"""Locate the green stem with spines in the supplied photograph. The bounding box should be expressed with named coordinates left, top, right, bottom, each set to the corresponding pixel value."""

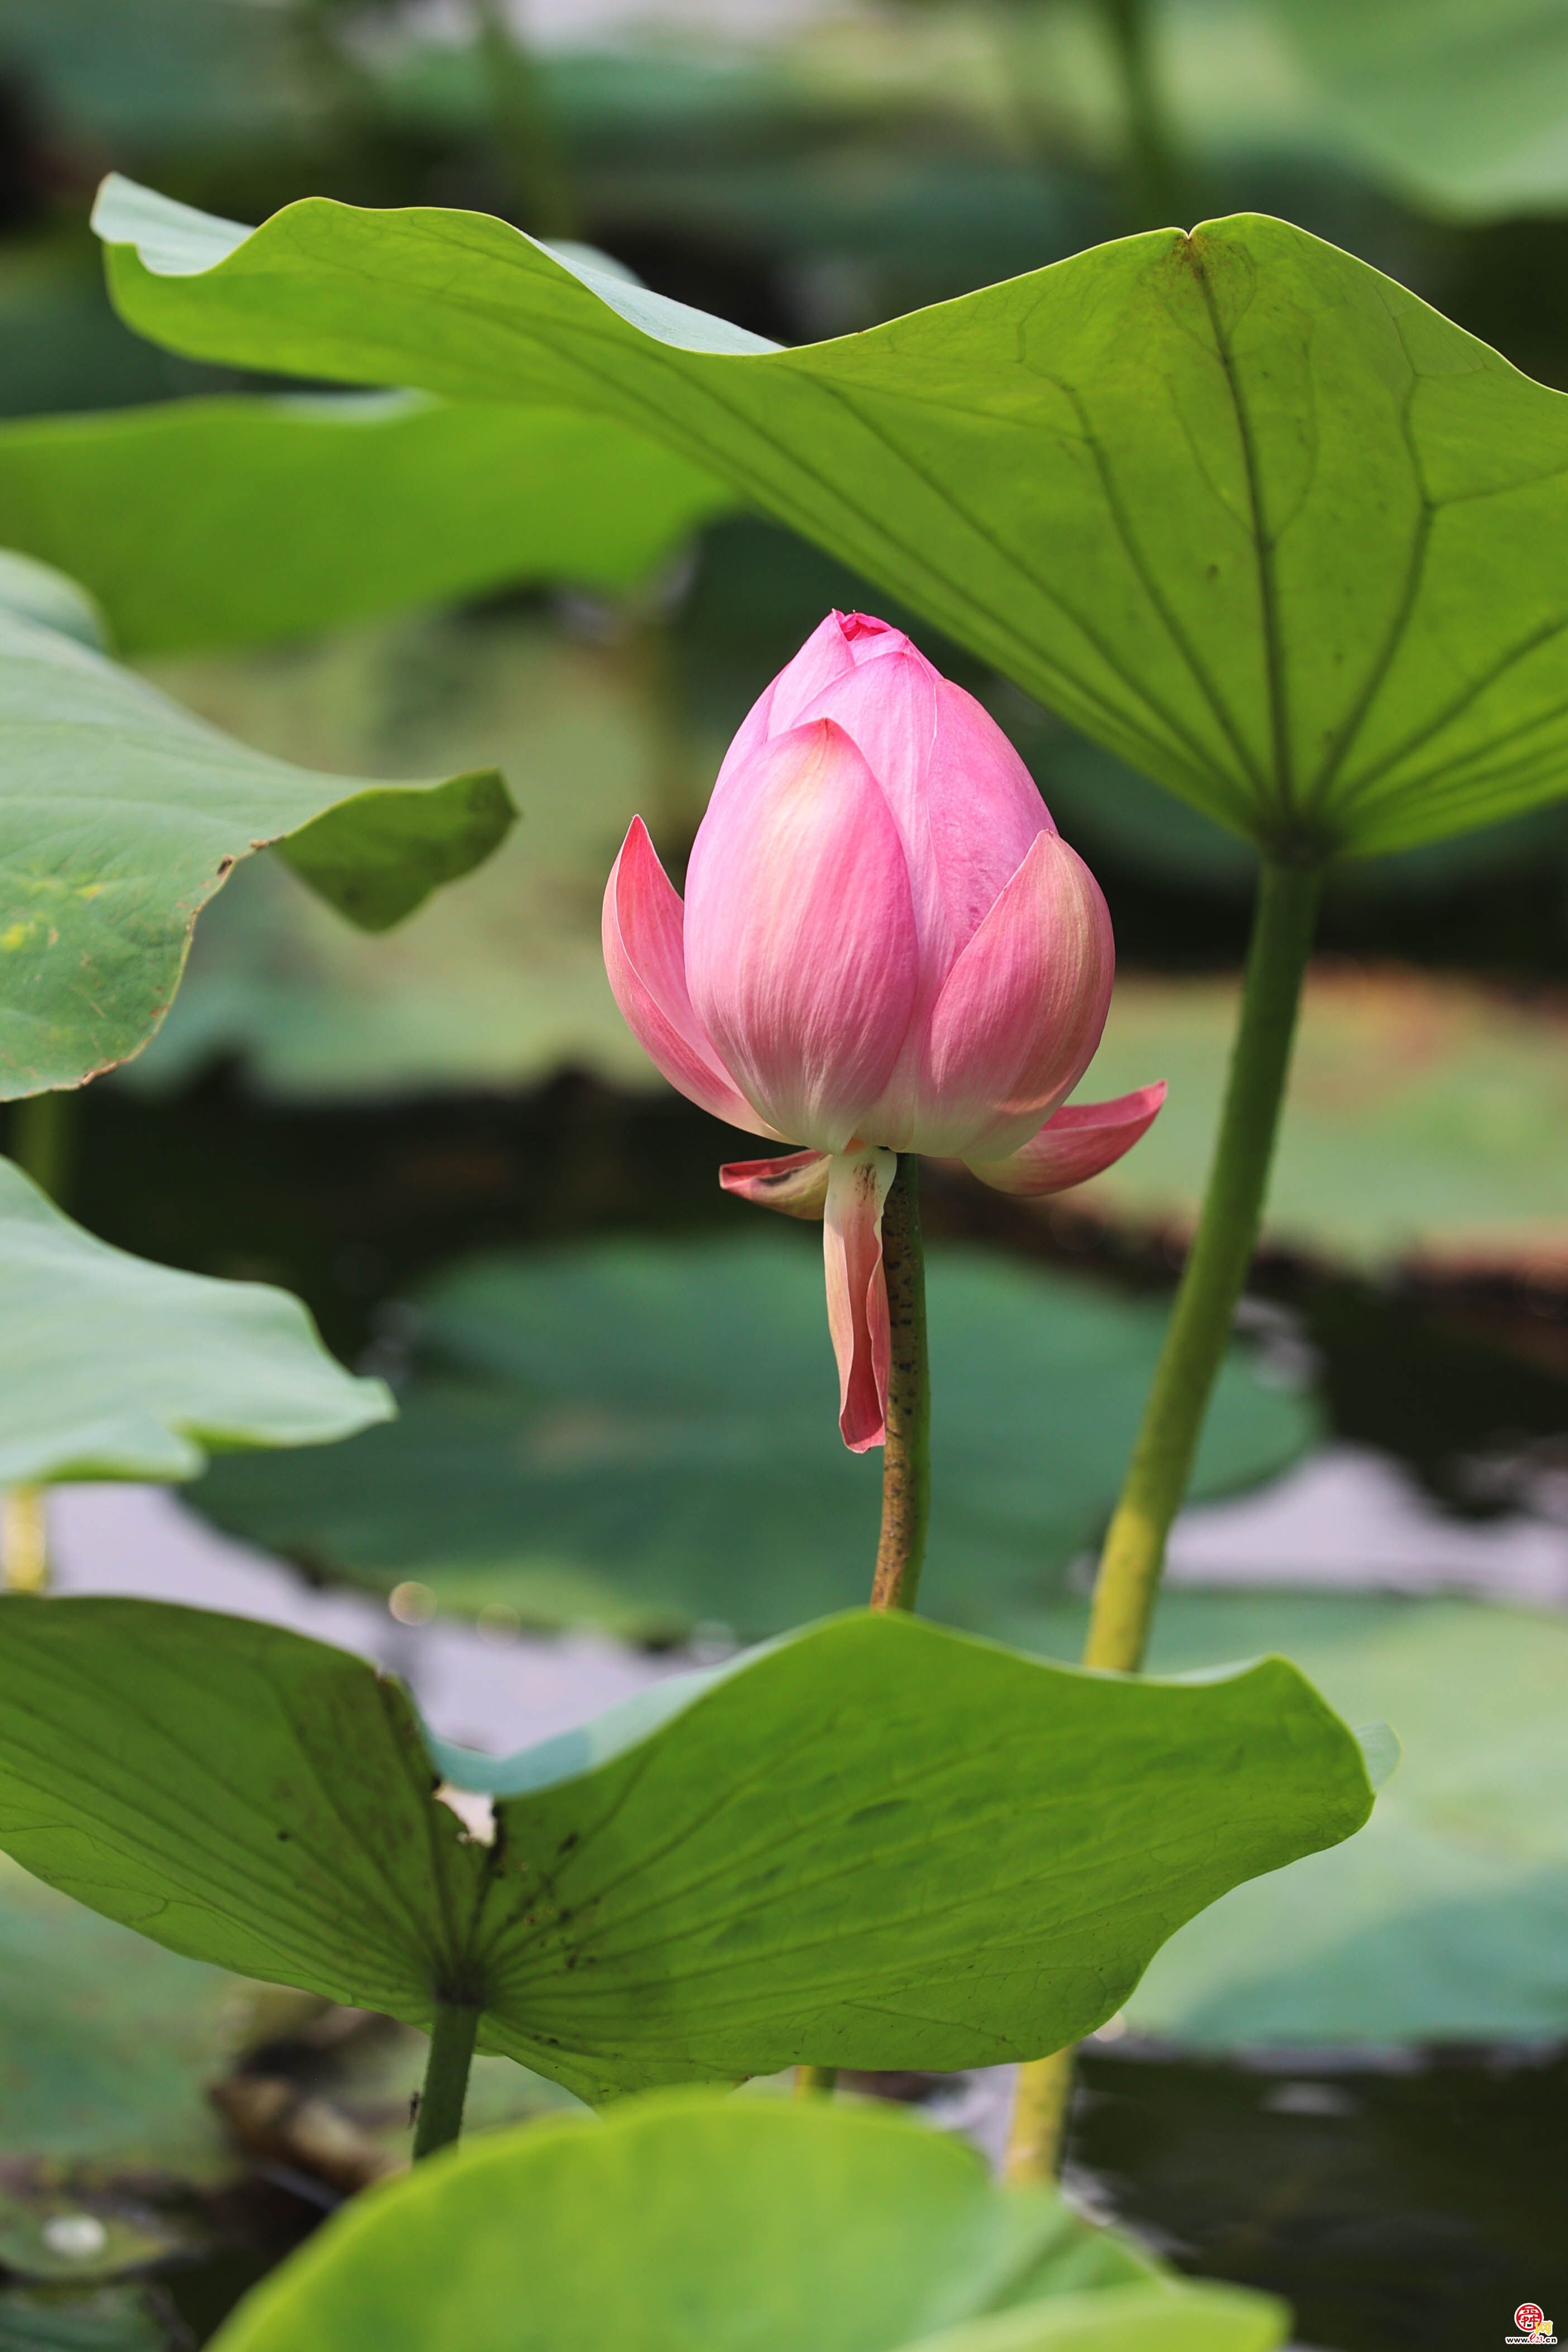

left=1005, top=854, right=1322, bottom=2181
left=869, top=1155, right=931, bottom=1614
left=412, top=2000, right=480, bottom=2160
left=796, top=1154, right=931, bottom=2099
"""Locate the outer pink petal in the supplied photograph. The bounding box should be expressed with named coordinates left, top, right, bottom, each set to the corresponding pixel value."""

left=824, top=1148, right=896, bottom=1451
left=684, top=721, right=919, bottom=1154
left=917, top=831, right=1115, bottom=1160
left=602, top=818, right=778, bottom=1139
left=719, top=1150, right=829, bottom=1220
left=964, top=1084, right=1167, bottom=1197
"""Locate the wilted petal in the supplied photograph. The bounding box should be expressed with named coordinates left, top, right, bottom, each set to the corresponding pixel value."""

left=602, top=818, right=776, bottom=1138
left=965, top=1084, right=1167, bottom=1196
left=719, top=1150, right=829, bottom=1220
left=919, top=831, right=1115, bottom=1159
left=685, top=721, right=919, bottom=1154
left=824, top=1147, right=896, bottom=1452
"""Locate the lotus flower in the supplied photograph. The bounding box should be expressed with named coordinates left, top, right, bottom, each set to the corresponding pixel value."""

left=604, top=612, right=1164, bottom=1450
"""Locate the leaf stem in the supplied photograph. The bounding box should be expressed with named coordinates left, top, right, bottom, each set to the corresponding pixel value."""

left=471, top=0, right=579, bottom=240
left=1085, top=858, right=1320, bottom=1671
left=869, top=1156, right=931, bottom=1613
left=412, top=2000, right=480, bottom=2160
left=10, top=1089, right=74, bottom=1205
left=1003, top=2044, right=1074, bottom=2186
left=1102, top=0, right=1187, bottom=228
left=3, top=1091, right=74, bottom=1594
left=795, top=2066, right=838, bottom=2097
left=1005, top=855, right=1321, bottom=2180
left=1, top=1488, right=47, bottom=1594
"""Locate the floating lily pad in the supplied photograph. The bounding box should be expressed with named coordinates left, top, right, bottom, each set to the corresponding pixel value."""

left=0, top=2194, right=184, bottom=2287
left=1017, top=1590, right=1568, bottom=2046
left=0, top=1155, right=389, bottom=1484
left=0, top=2288, right=173, bottom=2352
left=192, top=1234, right=1313, bottom=1638
left=0, top=1856, right=233, bottom=2182
left=208, top=2092, right=1287, bottom=2352
left=1077, top=968, right=1568, bottom=1277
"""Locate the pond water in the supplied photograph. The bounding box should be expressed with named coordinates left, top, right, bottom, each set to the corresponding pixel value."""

left=16, top=1072, right=1568, bottom=2349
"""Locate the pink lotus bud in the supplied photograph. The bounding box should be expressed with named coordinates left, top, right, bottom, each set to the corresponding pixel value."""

left=604, top=611, right=1163, bottom=1449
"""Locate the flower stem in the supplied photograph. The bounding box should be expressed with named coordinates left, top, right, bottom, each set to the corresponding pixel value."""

left=869, top=1155, right=931, bottom=1613
left=797, top=1160, right=930, bottom=2098
left=1005, top=855, right=1322, bottom=2182
left=412, top=2000, right=480, bottom=2161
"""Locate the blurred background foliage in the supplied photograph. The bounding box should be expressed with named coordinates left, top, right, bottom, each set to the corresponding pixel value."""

left=2, top=4, right=1567, bottom=2346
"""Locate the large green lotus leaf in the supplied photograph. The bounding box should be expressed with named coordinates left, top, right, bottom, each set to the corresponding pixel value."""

left=1017, top=1590, right=1568, bottom=2045
left=0, top=394, right=730, bottom=657
left=191, top=1234, right=1313, bottom=1639
left=209, top=2092, right=1287, bottom=2352
left=95, top=175, right=1568, bottom=859
left=1266, top=0, right=1568, bottom=220
left=119, top=614, right=678, bottom=1099
left=0, top=552, right=513, bottom=1097
left=0, top=1598, right=1375, bottom=2103
left=0, top=1155, right=389, bottom=1483
left=1077, top=968, right=1568, bottom=1277
left=1003, top=688, right=1568, bottom=908
left=0, top=2289, right=173, bottom=2352
left=0, top=1854, right=233, bottom=2182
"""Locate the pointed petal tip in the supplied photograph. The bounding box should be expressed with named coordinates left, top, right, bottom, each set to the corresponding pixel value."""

left=964, top=1081, right=1165, bottom=1198
left=603, top=815, right=777, bottom=1139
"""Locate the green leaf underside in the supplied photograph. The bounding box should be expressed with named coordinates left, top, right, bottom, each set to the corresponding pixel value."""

left=1077, top=967, right=1568, bottom=1273
left=0, top=395, right=732, bottom=657
left=1016, top=1591, right=1568, bottom=2045
left=97, top=175, right=1568, bottom=858
left=0, top=554, right=513, bottom=1097
left=0, top=1854, right=232, bottom=2181
left=119, top=613, right=670, bottom=1100
left=192, top=1235, right=1312, bottom=1639
left=0, top=1155, right=389, bottom=1483
left=0, top=1599, right=1372, bottom=2105
left=209, top=2093, right=1286, bottom=2352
